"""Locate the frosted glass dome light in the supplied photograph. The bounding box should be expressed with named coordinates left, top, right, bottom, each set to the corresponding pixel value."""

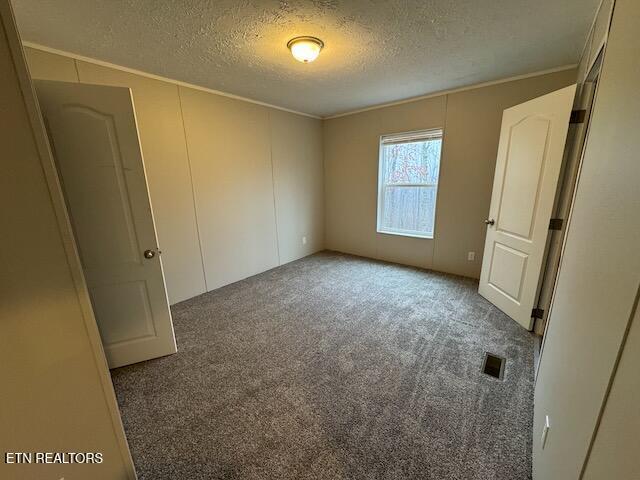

left=287, top=36, right=324, bottom=63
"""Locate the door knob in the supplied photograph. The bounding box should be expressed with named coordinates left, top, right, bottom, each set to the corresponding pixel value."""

left=484, top=219, right=495, bottom=226
left=143, top=249, right=156, bottom=259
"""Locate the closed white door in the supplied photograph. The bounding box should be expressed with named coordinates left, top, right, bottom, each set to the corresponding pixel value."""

left=479, top=85, right=576, bottom=330
left=36, top=80, right=177, bottom=368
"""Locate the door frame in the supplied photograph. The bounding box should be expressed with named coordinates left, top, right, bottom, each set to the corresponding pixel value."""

left=534, top=54, right=604, bottom=379
left=0, top=2, right=136, bottom=477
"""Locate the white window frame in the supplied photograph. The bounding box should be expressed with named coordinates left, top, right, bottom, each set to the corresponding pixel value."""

left=376, top=128, right=443, bottom=239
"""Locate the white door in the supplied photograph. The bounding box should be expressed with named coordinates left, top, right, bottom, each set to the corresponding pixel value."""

left=36, top=80, right=177, bottom=368
left=479, top=85, right=576, bottom=330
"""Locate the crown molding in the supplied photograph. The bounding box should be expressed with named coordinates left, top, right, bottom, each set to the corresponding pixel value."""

left=22, top=41, right=321, bottom=119
left=325, top=64, right=577, bottom=119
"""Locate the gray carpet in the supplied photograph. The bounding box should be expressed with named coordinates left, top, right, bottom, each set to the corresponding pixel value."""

left=111, top=251, right=535, bottom=480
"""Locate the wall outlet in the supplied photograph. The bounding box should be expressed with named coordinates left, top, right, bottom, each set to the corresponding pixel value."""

left=302, top=236, right=307, bottom=245
left=541, top=415, right=551, bottom=449
left=467, top=251, right=475, bottom=261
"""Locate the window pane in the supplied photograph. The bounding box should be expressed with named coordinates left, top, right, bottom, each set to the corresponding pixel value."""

left=381, top=138, right=442, bottom=185
left=381, top=186, right=437, bottom=236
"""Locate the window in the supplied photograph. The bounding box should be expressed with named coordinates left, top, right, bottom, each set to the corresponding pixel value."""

left=377, top=129, right=443, bottom=239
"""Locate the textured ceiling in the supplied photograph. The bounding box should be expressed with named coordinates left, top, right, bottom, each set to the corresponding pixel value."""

left=13, top=0, right=599, bottom=117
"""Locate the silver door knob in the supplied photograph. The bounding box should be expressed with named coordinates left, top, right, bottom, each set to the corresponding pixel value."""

left=484, top=219, right=495, bottom=226
left=143, top=249, right=156, bottom=259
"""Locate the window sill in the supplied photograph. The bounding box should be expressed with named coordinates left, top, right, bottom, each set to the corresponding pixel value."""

left=376, top=229, right=434, bottom=240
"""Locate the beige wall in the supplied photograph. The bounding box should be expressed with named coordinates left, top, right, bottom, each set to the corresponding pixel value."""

left=179, top=88, right=280, bottom=290
left=26, top=44, right=576, bottom=293
left=534, top=0, right=640, bottom=478
left=583, top=302, right=640, bottom=479
left=0, top=3, right=134, bottom=478
left=271, top=109, right=325, bottom=264
left=323, top=69, right=577, bottom=279
left=25, top=46, right=325, bottom=304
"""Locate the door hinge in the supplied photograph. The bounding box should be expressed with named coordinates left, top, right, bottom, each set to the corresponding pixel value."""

left=570, top=109, right=586, bottom=124
left=532, top=308, right=544, bottom=319
left=549, top=218, right=563, bottom=230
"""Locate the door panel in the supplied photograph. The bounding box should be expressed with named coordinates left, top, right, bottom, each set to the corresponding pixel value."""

left=497, top=117, right=550, bottom=239
left=488, top=243, right=528, bottom=301
left=56, top=106, right=142, bottom=266
left=479, top=85, right=576, bottom=329
left=36, top=80, right=177, bottom=368
left=91, top=281, right=157, bottom=345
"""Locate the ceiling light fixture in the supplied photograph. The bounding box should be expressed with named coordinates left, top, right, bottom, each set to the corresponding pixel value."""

left=287, top=36, right=324, bottom=63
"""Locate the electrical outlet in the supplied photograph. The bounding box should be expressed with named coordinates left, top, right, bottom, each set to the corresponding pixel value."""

left=541, top=415, right=551, bottom=449
left=302, top=236, right=307, bottom=245
left=467, top=251, right=475, bottom=261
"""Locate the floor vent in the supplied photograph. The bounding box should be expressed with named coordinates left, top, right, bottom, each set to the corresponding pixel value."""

left=482, top=352, right=506, bottom=380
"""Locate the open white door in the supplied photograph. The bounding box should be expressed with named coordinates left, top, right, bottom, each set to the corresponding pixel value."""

left=36, top=80, right=177, bottom=368
left=479, top=85, right=576, bottom=330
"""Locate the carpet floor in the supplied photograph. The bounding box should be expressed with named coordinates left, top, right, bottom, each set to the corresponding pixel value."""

left=111, top=251, right=535, bottom=480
